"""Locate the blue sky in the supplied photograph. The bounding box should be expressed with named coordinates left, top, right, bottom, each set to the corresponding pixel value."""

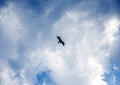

left=0, top=0, right=120, bottom=85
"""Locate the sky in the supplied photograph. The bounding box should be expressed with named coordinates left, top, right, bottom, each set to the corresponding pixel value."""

left=0, top=0, right=120, bottom=85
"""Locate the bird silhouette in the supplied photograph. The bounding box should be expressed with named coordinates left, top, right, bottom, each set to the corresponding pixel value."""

left=57, top=36, right=65, bottom=46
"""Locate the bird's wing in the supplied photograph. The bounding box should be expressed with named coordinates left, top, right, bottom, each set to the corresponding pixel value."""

left=57, top=36, right=61, bottom=40
left=61, top=41, right=65, bottom=46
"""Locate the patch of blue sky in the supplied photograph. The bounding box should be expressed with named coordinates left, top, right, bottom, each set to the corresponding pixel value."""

left=11, top=0, right=82, bottom=23
left=104, top=63, right=120, bottom=85
left=35, top=71, right=56, bottom=85
left=113, top=0, right=120, bottom=14
left=104, top=44, right=120, bottom=85
left=0, top=0, right=7, bottom=8
left=111, top=42, right=120, bottom=67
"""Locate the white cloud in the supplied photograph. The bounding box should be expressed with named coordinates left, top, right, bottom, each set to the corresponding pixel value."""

left=111, top=74, right=116, bottom=85
left=0, top=4, right=23, bottom=42
left=0, top=3, right=30, bottom=85
left=23, top=10, right=120, bottom=85
left=113, top=66, right=120, bottom=71
left=0, top=3, right=25, bottom=60
left=104, top=17, right=120, bottom=46
left=48, top=10, right=119, bottom=85
left=0, top=1, right=120, bottom=85
left=0, top=66, right=19, bottom=85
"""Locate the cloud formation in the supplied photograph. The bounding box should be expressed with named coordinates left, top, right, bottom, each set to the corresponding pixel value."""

left=0, top=0, right=120, bottom=85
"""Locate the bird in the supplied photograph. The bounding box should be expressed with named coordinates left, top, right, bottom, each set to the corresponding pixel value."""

left=57, top=36, right=65, bottom=46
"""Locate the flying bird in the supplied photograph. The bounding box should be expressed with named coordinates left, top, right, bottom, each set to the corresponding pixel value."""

left=57, top=36, right=65, bottom=46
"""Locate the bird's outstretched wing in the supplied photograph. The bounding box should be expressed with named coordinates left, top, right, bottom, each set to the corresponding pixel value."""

left=57, top=36, right=61, bottom=41
left=61, top=41, right=65, bottom=46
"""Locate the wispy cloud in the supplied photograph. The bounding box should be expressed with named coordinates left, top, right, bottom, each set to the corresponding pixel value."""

left=0, top=0, right=120, bottom=85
